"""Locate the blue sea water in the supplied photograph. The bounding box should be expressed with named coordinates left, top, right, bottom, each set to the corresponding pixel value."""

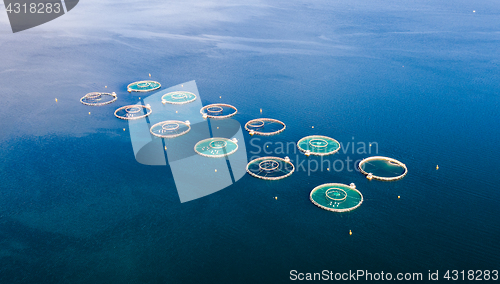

left=0, top=0, right=499, bottom=283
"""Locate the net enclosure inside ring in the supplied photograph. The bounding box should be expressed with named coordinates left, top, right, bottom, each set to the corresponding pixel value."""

left=161, top=91, right=197, bottom=105
left=358, top=156, right=408, bottom=181
left=310, top=183, right=363, bottom=212
left=297, top=135, right=341, bottom=156
left=244, top=118, right=286, bottom=136
left=246, top=156, right=294, bottom=180
left=200, top=103, right=237, bottom=119
left=114, top=104, right=152, bottom=120
left=127, top=80, right=161, bottom=92
left=150, top=120, right=191, bottom=138
left=194, top=137, right=238, bottom=158
left=80, top=92, right=117, bottom=106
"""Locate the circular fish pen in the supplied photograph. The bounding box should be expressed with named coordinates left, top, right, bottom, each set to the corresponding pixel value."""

left=80, top=92, right=117, bottom=106
left=150, top=120, right=191, bottom=138
left=200, top=103, right=237, bottom=119
left=297, top=135, right=341, bottom=156
left=161, top=91, right=197, bottom=105
left=127, top=80, right=161, bottom=92
left=246, top=156, right=294, bottom=180
left=114, top=104, right=152, bottom=120
left=358, top=156, right=408, bottom=181
left=194, top=137, right=238, bottom=158
left=309, top=183, right=363, bottom=212
left=244, top=118, right=286, bottom=136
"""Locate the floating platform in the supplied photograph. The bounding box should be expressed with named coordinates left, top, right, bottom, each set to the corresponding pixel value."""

left=80, top=92, right=117, bottom=106
left=150, top=120, right=191, bottom=138
left=200, top=103, right=237, bottom=119
left=246, top=156, right=294, bottom=180
left=358, top=156, right=408, bottom=181
left=309, top=183, right=363, bottom=212
left=114, top=104, right=152, bottom=120
left=127, top=80, right=161, bottom=92
left=297, top=135, right=341, bottom=156
left=161, top=91, right=197, bottom=105
left=244, top=118, right=286, bottom=136
left=194, top=137, right=238, bottom=158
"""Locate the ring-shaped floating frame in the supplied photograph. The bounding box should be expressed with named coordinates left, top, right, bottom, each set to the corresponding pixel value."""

left=358, top=156, right=408, bottom=181
left=127, top=80, right=161, bottom=92
left=80, top=92, right=117, bottom=106
left=310, top=183, right=363, bottom=212
left=200, top=103, right=237, bottom=119
left=161, top=91, right=197, bottom=105
left=114, top=104, right=152, bottom=120
left=150, top=120, right=191, bottom=138
left=194, top=137, right=238, bottom=158
left=244, top=118, right=286, bottom=136
left=246, top=156, right=295, bottom=180
left=297, top=135, right=340, bottom=156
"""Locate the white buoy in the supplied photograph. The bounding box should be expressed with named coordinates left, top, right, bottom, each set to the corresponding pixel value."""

left=185, top=120, right=191, bottom=125
left=367, top=173, right=373, bottom=180
left=249, top=130, right=255, bottom=136
left=203, top=113, right=208, bottom=119
left=305, top=150, right=311, bottom=156
left=350, top=183, right=356, bottom=189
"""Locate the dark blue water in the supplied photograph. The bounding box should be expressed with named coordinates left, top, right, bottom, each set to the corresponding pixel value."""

left=1, top=1, right=499, bottom=283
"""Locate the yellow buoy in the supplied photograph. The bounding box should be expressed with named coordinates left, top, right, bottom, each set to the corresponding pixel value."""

left=312, top=126, right=314, bottom=128
left=398, top=196, right=400, bottom=199
left=349, top=230, right=352, bottom=235
left=275, top=197, right=277, bottom=200
left=176, top=111, right=178, bottom=113
left=123, top=128, right=126, bottom=131
left=327, top=168, right=330, bottom=171
left=139, top=97, right=141, bottom=99
left=181, top=85, right=183, bottom=87
left=219, top=96, right=221, bottom=99
left=149, top=73, right=151, bottom=77
left=436, top=165, right=439, bottom=170
left=164, top=146, right=167, bottom=150
left=260, top=108, right=262, bottom=113
left=88, top=112, right=91, bottom=115
left=105, top=86, right=107, bottom=88
left=215, top=169, right=217, bottom=172
left=217, top=127, right=219, bottom=129
left=128, top=90, right=131, bottom=93
left=55, top=98, right=58, bottom=102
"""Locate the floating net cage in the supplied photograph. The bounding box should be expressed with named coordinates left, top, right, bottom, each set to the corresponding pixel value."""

left=297, top=135, right=341, bottom=156
left=80, top=92, right=117, bottom=106
left=194, top=137, right=238, bottom=158
left=114, top=104, right=152, bottom=120
left=200, top=103, right=237, bottom=119
left=244, top=118, right=286, bottom=136
left=246, top=156, right=295, bottom=180
left=150, top=120, right=191, bottom=138
left=310, top=183, right=363, bottom=212
left=127, top=80, right=161, bottom=92
left=358, top=156, right=408, bottom=181
left=161, top=91, right=197, bottom=105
